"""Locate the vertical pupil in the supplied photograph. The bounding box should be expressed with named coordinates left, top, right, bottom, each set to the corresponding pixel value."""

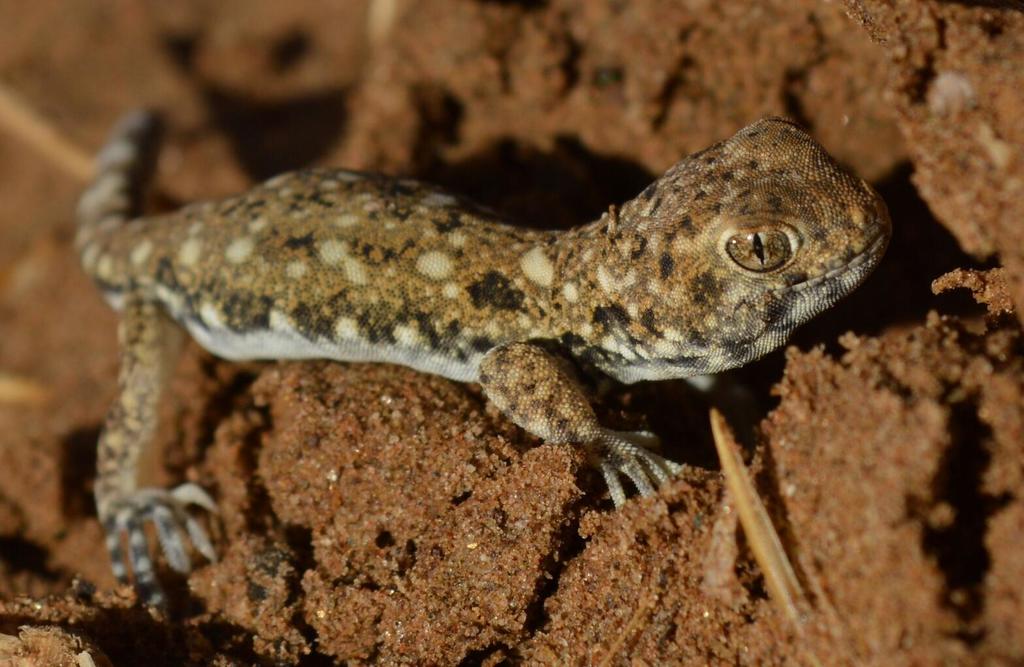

left=752, top=232, right=765, bottom=265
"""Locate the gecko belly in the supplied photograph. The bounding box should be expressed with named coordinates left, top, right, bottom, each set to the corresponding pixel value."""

left=181, top=315, right=484, bottom=384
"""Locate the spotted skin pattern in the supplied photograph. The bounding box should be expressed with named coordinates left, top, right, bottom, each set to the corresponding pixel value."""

left=76, top=111, right=891, bottom=606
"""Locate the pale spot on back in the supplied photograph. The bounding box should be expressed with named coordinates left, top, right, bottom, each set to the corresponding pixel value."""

left=269, top=309, right=293, bottom=332
left=449, top=231, right=467, bottom=248
left=130, top=240, right=153, bottom=266
left=334, top=316, right=360, bottom=340
left=335, top=171, right=362, bottom=183
left=663, top=328, right=684, bottom=342
left=596, top=265, right=636, bottom=294
left=671, top=234, right=688, bottom=254
left=248, top=217, right=269, bottom=233
left=225, top=237, right=255, bottom=264
left=317, top=239, right=349, bottom=265
left=416, top=251, right=454, bottom=280
left=562, top=282, right=578, bottom=303
left=286, top=260, right=308, bottom=279
left=96, top=255, right=115, bottom=280
left=597, top=265, right=614, bottom=294
left=179, top=238, right=202, bottom=267
left=520, top=247, right=554, bottom=288
left=393, top=324, right=420, bottom=347
left=443, top=283, right=460, bottom=299
left=335, top=213, right=360, bottom=227
left=343, top=256, right=369, bottom=285
left=317, top=239, right=367, bottom=283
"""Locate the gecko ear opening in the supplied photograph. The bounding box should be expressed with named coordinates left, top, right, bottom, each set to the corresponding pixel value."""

left=722, top=225, right=800, bottom=273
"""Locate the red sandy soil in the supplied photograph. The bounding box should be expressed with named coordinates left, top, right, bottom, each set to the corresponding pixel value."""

left=0, top=1, right=1022, bottom=665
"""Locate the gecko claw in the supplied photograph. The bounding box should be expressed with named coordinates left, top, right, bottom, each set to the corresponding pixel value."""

left=595, top=429, right=682, bottom=508
left=100, top=483, right=217, bottom=606
left=170, top=482, right=219, bottom=514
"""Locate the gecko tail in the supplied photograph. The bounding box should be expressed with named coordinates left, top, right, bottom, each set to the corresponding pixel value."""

left=75, top=110, right=163, bottom=253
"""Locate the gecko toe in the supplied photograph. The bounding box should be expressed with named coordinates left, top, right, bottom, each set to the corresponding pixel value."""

left=171, top=482, right=219, bottom=514
left=622, top=458, right=657, bottom=497
left=135, top=576, right=167, bottom=610
left=616, top=430, right=681, bottom=479
left=152, top=504, right=191, bottom=574
left=595, top=428, right=681, bottom=506
left=638, top=449, right=674, bottom=485
left=103, top=517, right=130, bottom=583
left=184, top=514, right=217, bottom=563
left=599, top=461, right=628, bottom=508
left=125, top=513, right=163, bottom=604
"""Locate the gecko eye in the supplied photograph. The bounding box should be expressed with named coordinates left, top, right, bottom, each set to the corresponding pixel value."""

left=725, top=229, right=794, bottom=272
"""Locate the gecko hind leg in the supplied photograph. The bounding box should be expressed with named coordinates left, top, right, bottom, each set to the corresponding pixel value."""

left=478, top=342, right=681, bottom=509
left=95, top=299, right=217, bottom=607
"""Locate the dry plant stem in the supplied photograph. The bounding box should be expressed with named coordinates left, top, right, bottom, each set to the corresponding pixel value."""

left=0, top=81, right=93, bottom=182
left=367, top=0, right=401, bottom=48
left=0, top=372, right=50, bottom=405
left=709, top=407, right=805, bottom=625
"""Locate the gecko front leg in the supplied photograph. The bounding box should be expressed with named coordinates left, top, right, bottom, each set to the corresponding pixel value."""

left=95, top=298, right=217, bottom=607
left=477, top=342, right=681, bottom=507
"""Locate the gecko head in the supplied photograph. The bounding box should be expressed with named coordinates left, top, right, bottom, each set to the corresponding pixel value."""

left=611, top=117, right=891, bottom=376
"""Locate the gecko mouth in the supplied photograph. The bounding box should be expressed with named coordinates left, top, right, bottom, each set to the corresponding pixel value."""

left=766, top=231, right=888, bottom=333
left=773, top=232, right=888, bottom=296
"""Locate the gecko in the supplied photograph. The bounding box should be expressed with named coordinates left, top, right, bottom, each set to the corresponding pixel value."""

left=75, top=111, right=891, bottom=606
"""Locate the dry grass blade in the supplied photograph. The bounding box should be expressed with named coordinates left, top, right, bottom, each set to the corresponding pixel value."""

left=0, top=81, right=93, bottom=182
left=0, top=372, right=50, bottom=405
left=709, top=407, right=805, bottom=626
left=367, top=0, right=401, bottom=48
